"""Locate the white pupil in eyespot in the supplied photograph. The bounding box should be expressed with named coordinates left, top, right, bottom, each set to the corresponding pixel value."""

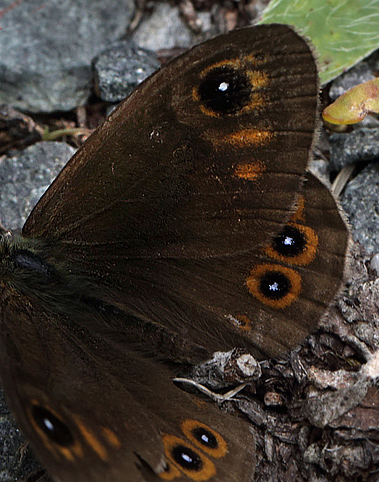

left=201, top=433, right=210, bottom=443
left=43, top=417, right=54, bottom=432
left=182, top=453, right=192, bottom=463
left=269, top=282, right=280, bottom=292
left=219, top=82, right=229, bottom=92
left=284, top=236, right=295, bottom=246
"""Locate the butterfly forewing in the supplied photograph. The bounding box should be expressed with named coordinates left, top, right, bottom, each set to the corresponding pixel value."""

left=23, top=25, right=319, bottom=261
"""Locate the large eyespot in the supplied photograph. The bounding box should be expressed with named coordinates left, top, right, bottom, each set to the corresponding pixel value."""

left=162, top=434, right=216, bottom=481
left=272, top=225, right=306, bottom=257
left=197, top=65, right=251, bottom=116
left=259, top=270, right=291, bottom=300
left=172, top=444, right=202, bottom=470
left=181, top=420, right=227, bottom=458
left=31, top=403, right=74, bottom=447
left=265, top=223, right=318, bottom=266
left=246, top=264, right=301, bottom=309
left=27, top=399, right=120, bottom=462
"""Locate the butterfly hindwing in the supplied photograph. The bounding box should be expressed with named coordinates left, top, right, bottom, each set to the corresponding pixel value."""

left=91, top=172, right=347, bottom=361
left=0, top=291, right=255, bottom=482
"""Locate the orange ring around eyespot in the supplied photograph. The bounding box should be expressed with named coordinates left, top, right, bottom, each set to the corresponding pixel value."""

left=181, top=419, right=228, bottom=458
left=192, top=59, right=269, bottom=118
left=291, top=196, right=306, bottom=223
left=161, top=434, right=216, bottom=481
left=158, top=461, right=182, bottom=480
left=246, top=264, right=302, bottom=309
left=264, top=222, right=318, bottom=266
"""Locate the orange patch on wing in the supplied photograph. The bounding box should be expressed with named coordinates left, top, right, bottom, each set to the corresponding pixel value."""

left=71, top=440, right=84, bottom=458
left=225, top=313, right=252, bottom=331
left=60, top=447, right=75, bottom=462
left=246, top=264, right=302, bottom=309
left=72, top=415, right=109, bottom=462
left=247, top=70, right=268, bottom=89
left=192, top=398, right=208, bottom=410
left=291, top=196, right=306, bottom=223
left=228, top=129, right=272, bottom=147
left=206, top=128, right=273, bottom=149
left=246, top=53, right=266, bottom=65
left=102, top=426, right=121, bottom=449
left=234, top=161, right=265, bottom=181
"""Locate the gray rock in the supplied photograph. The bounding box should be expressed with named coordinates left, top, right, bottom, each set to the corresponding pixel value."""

left=329, top=62, right=375, bottom=101
left=0, top=142, right=75, bottom=231
left=341, top=162, right=379, bottom=253
left=329, top=128, right=379, bottom=170
left=132, top=1, right=218, bottom=51
left=369, top=252, right=379, bottom=273
left=365, top=48, right=379, bottom=79
left=132, top=2, right=193, bottom=50
left=0, top=0, right=134, bottom=113
left=309, top=159, right=331, bottom=186
left=94, top=40, right=160, bottom=103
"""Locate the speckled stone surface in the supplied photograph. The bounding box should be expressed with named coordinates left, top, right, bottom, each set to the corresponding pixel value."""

left=94, top=40, right=160, bottom=103
left=0, top=142, right=76, bottom=231
left=0, top=0, right=134, bottom=112
left=341, top=162, right=379, bottom=254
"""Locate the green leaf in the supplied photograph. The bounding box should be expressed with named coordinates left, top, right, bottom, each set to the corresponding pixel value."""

left=260, top=0, right=379, bottom=85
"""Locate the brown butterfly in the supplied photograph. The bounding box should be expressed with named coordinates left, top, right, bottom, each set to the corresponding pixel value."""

left=0, top=24, right=348, bottom=481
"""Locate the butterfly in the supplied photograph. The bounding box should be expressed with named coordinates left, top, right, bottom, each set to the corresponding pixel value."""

left=0, top=24, right=348, bottom=481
